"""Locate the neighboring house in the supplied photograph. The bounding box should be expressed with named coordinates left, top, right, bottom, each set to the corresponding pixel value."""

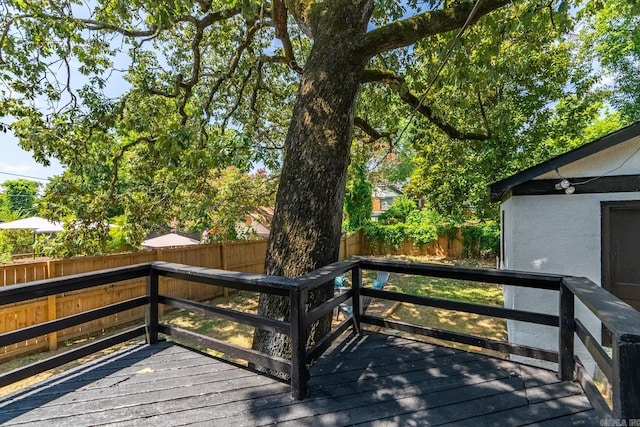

left=489, top=121, right=640, bottom=374
left=371, top=185, right=403, bottom=221
left=234, top=206, right=274, bottom=239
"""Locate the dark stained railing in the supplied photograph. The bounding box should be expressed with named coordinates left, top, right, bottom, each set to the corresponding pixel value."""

left=1, top=257, right=638, bottom=420
left=561, top=277, right=640, bottom=420
left=0, top=263, right=151, bottom=387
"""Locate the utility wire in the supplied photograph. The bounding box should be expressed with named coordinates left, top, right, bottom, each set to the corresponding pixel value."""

left=393, top=0, right=486, bottom=145
left=0, top=171, right=51, bottom=182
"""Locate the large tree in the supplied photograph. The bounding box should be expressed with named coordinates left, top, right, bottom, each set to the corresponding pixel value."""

left=2, top=0, right=596, bottom=365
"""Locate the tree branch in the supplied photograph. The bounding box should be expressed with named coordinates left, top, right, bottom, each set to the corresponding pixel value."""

left=110, top=137, right=155, bottom=202
left=362, top=69, right=490, bottom=141
left=353, top=117, right=391, bottom=143
left=201, top=20, right=262, bottom=135
left=222, top=68, right=253, bottom=133
left=359, top=0, right=512, bottom=56
left=272, top=0, right=303, bottom=74
left=477, top=89, right=492, bottom=138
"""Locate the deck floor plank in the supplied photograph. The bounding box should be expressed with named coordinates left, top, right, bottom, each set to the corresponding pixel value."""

left=0, top=331, right=601, bottom=426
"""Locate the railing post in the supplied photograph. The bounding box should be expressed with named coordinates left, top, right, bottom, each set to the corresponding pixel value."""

left=146, top=268, right=159, bottom=344
left=352, top=266, right=362, bottom=334
left=558, top=280, right=575, bottom=381
left=612, top=335, right=640, bottom=420
left=290, top=286, right=308, bottom=400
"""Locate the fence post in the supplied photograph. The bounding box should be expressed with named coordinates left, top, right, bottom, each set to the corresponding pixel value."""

left=290, top=286, right=308, bottom=399
left=221, top=242, right=229, bottom=296
left=46, top=295, right=58, bottom=351
left=558, top=280, right=575, bottom=381
left=352, top=266, right=362, bottom=335
left=612, top=335, right=640, bottom=419
left=45, top=260, right=58, bottom=351
left=344, top=236, right=349, bottom=259
left=145, top=268, right=159, bottom=344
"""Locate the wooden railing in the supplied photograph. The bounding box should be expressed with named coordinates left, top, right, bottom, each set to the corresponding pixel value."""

left=1, top=257, right=638, bottom=420
left=561, top=277, right=640, bottom=420
left=0, top=264, right=151, bottom=387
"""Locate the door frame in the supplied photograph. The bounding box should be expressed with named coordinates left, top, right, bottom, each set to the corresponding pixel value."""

left=601, top=200, right=640, bottom=344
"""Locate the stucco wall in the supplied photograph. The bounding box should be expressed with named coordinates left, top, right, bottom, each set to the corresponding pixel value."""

left=502, top=191, right=640, bottom=374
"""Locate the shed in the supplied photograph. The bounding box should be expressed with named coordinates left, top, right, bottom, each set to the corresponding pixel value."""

left=489, top=121, right=640, bottom=373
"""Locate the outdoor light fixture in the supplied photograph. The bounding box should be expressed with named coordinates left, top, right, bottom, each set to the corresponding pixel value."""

left=555, top=179, right=575, bottom=194
left=555, top=179, right=571, bottom=190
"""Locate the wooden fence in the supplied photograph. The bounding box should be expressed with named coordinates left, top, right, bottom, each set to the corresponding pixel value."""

left=0, top=234, right=363, bottom=362
left=364, top=229, right=466, bottom=258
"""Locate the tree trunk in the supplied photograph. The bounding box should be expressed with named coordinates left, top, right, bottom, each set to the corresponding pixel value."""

left=251, top=1, right=373, bottom=377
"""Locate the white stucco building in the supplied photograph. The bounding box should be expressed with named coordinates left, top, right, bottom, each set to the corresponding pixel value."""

left=489, top=122, right=640, bottom=373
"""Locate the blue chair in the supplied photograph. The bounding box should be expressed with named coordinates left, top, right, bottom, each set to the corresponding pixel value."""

left=337, top=271, right=390, bottom=320
left=334, top=274, right=348, bottom=290
left=372, top=271, right=390, bottom=290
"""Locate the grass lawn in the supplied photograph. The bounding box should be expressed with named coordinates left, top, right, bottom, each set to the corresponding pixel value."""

left=160, top=291, right=259, bottom=359
left=361, top=255, right=507, bottom=357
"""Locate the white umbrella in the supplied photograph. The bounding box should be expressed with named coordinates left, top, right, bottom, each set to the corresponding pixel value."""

left=0, top=216, right=64, bottom=233
left=141, top=232, right=200, bottom=249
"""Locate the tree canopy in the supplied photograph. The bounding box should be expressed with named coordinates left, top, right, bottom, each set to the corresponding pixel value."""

left=2, top=0, right=627, bottom=224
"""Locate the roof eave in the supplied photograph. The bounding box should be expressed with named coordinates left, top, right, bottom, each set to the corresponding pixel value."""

left=489, top=121, right=640, bottom=202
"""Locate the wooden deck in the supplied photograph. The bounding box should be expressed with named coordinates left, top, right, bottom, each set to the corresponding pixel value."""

left=0, top=332, right=600, bottom=426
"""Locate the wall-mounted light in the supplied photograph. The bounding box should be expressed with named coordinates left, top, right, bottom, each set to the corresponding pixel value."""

left=555, top=179, right=571, bottom=190
left=554, top=179, right=575, bottom=194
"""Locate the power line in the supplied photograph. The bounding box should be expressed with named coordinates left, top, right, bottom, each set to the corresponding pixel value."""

left=0, top=171, right=51, bottom=182
left=393, top=0, right=485, bottom=144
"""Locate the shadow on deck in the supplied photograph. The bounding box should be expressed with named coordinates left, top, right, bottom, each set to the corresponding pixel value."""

left=0, top=331, right=599, bottom=426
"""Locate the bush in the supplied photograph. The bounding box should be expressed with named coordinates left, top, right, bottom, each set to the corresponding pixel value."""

left=365, top=208, right=500, bottom=258
left=404, top=209, right=440, bottom=246
left=365, top=208, right=446, bottom=249
left=363, top=222, right=408, bottom=249
left=378, top=196, right=416, bottom=224
left=461, top=221, right=499, bottom=257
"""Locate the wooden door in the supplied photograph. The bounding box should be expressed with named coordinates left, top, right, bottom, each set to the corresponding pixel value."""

left=601, top=201, right=640, bottom=345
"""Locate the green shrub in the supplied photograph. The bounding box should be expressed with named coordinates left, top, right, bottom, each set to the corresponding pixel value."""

left=363, top=222, right=408, bottom=249
left=378, top=196, right=416, bottom=224
left=365, top=208, right=500, bottom=258
left=461, top=221, right=499, bottom=257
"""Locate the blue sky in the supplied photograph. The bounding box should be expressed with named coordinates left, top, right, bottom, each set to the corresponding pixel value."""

left=0, top=129, right=64, bottom=186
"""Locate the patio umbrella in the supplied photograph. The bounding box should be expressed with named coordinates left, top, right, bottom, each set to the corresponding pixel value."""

left=0, top=216, right=64, bottom=233
left=141, top=232, right=200, bottom=249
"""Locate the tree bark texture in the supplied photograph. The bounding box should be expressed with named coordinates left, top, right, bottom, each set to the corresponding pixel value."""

left=252, top=1, right=373, bottom=376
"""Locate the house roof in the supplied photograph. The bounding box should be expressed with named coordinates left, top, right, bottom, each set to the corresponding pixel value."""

left=373, top=184, right=403, bottom=198
left=248, top=206, right=274, bottom=228
left=235, top=206, right=273, bottom=238
left=489, top=121, right=640, bottom=201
